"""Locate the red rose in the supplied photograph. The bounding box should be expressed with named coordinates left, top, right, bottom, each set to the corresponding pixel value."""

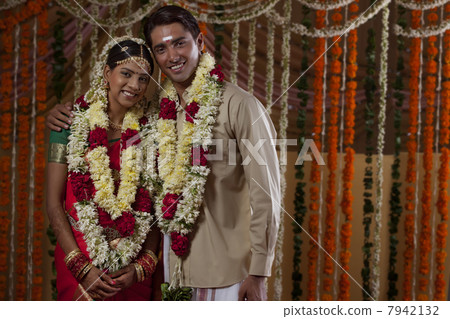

left=185, top=102, right=199, bottom=123
left=132, top=188, right=152, bottom=213
left=89, top=127, right=108, bottom=149
left=97, top=207, right=115, bottom=228
left=115, top=211, right=136, bottom=237
left=121, top=128, right=141, bottom=149
left=70, top=172, right=96, bottom=201
left=191, top=146, right=208, bottom=166
left=171, top=232, right=189, bottom=256
left=159, top=98, right=177, bottom=120
left=75, top=95, right=89, bottom=109
left=210, top=65, right=224, bottom=82
left=161, top=193, right=180, bottom=220
left=139, top=116, right=148, bottom=126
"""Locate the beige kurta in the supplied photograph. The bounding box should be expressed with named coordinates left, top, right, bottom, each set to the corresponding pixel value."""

left=167, top=81, right=281, bottom=288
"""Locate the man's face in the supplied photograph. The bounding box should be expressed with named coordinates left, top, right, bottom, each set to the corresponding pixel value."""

left=150, top=22, right=203, bottom=88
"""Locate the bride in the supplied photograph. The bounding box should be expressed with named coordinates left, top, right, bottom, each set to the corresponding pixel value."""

left=46, top=36, right=160, bottom=301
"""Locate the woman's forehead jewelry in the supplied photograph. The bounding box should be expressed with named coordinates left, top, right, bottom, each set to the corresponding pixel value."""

left=116, top=56, right=150, bottom=71
left=121, top=46, right=129, bottom=52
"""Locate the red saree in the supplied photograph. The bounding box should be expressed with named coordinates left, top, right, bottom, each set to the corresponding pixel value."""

left=55, top=140, right=152, bottom=301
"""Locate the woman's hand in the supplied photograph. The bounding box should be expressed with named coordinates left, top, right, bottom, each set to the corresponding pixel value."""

left=80, top=266, right=121, bottom=300
left=109, top=264, right=137, bottom=290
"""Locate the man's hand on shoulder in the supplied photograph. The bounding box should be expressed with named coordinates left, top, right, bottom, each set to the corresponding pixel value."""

left=46, top=102, right=74, bottom=131
left=238, top=275, right=267, bottom=301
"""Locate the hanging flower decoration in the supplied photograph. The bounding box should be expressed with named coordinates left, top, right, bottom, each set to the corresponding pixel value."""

left=338, top=0, right=358, bottom=301
left=435, top=4, right=450, bottom=301
left=403, top=7, right=421, bottom=301
left=307, top=7, right=326, bottom=301
left=292, top=4, right=311, bottom=301
left=322, top=6, right=342, bottom=301
left=418, top=7, right=438, bottom=301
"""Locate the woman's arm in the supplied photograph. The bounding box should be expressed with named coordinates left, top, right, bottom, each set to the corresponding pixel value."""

left=109, top=224, right=161, bottom=290
left=46, top=162, right=120, bottom=299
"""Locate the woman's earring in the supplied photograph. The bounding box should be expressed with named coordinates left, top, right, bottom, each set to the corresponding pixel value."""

left=103, top=79, right=109, bottom=90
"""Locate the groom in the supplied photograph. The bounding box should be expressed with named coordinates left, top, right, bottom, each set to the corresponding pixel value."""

left=47, top=5, right=280, bottom=301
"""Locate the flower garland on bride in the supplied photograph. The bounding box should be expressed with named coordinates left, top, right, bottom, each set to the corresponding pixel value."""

left=66, top=37, right=154, bottom=273
left=146, top=52, right=224, bottom=291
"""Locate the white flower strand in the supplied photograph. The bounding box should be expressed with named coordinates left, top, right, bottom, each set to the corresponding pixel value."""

left=196, top=0, right=280, bottom=23
left=266, top=0, right=390, bottom=38
left=266, top=20, right=275, bottom=114
left=274, top=0, right=291, bottom=301
left=55, top=0, right=159, bottom=28
left=394, top=19, right=450, bottom=38
left=247, top=18, right=256, bottom=95
left=372, top=5, right=390, bottom=301
left=396, top=0, right=450, bottom=10
left=74, top=19, right=83, bottom=98
left=89, top=4, right=99, bottom=83
left=0, top=0, right=27, bottom=10
left=294, top=0, right=354, bottom=11
left=231, top=22, right=240, bottom=85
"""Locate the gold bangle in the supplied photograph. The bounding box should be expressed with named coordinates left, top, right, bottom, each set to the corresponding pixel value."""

left=78, top=263, right=93, bottom=280
left=134, top=263, right=143, bottom=282
left=144, top=250, right=158, bottom=266
left=64, top=248, right=82, bottom=265
left=75, top=262, right=90, bottom=280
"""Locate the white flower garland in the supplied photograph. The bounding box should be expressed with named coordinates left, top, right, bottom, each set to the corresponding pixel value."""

left=294, top=0, right=354, bottom=11
left=55, top=0, right=159, bottom=28
left=154, top=53, right=223, bottom=235
left=266, top=0, right=390, bottom=38
left=247, top=18, right=256, bottom=95
left=74, top=19, right=83, bottom=98
left=67, top=36, right=154, bottom=271
left=394, top=19, right=450, bottom=37
left=372, top=5, right=390, bottom=301
left=274, top=0, right=291, bottom=301
left=0, top=0, right=26, bottom=10
left=195, top=0, right=280, bottom=23
left=266, top=20, right=275, bottom=114
left=396, top=0, right=450, bottom=10
left=89, top=4, right=99, bottom=83
left=231, top=22, right=240, bottom=85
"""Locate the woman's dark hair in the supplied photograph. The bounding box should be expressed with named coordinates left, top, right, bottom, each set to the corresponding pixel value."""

left=143, top=5, right=201, bottom=49
left=106, top=40, right=154, bottom=75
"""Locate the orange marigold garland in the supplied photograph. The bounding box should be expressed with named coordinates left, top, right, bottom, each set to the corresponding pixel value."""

left=307, top=214, right=319, bottom=301
left=31, top=8, right=49, bottom=300
left=434, top=4, right=450, bottom=301
left=0, top=158, right=11, bottom=300
left=15, top=22, right=32, bottom=301
left=404, top=8, right=421, bottom=301
left=307, top=8, right=325, bottom=301
left=338, top=1, right=358, bottom=301
left=322, top=8, right=342, bottom=301
left=418, top=8, right=438, bottom=301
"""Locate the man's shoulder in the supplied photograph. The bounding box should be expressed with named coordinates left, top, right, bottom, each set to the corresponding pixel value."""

left=223, top=81, right=260, bottom=105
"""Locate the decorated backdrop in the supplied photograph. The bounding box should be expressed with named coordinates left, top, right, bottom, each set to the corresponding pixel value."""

left=1, top=0, right=450, bottom=301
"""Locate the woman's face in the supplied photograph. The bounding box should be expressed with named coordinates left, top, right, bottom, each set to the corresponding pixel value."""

left=103, top=60, right=151, bottom=110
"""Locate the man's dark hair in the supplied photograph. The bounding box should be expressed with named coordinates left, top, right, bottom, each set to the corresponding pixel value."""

left=143, top=5, right=201, bottom=49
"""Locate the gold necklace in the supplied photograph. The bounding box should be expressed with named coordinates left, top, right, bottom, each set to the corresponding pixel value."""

left=108, top=119, right=122, bottom=131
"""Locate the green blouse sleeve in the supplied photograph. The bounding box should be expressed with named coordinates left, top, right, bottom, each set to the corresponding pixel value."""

left=48, top=128, right=71, bottom=164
